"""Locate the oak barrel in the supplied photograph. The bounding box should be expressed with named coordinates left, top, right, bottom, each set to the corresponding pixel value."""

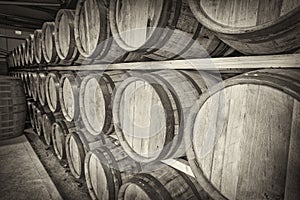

left=65, top=129, right=106, bottom=179
left=16, top=45, right=23, bottom=67
left=113, top=70, right=219, bottom=162
left=26, top=34, right=35, bottom=65
left=42, top=113, right=55, bottom=146
left=109, top=0, right=233, bottom=60
left=59, top=72, right=81, bottom=122
left=34, top=29, right=45, bottom=64
left=32, top=105, right=39, bottom=134
left=55, top=9, right=84, bottom=64
left=15, top=48, right=19, bottom=67
left=27, top=101, right=36, bottom=129
left=186, top=69, right=300, bottom=200
left=0, top=76, right=26, bottom=140
left=42, top=22, right=61, bottom=64
left=65, top=130, right=88, bottom=179
left=24, top=72, right=32, bottom=97
left=37, top=72, right=47, bottom=106
left=85, top=144, right=141, bottom=200
left=45, top=72, right=61, bottom=112
left=74, top=0, right=141, bottom=64
left=80, top=70, right=126, bottom=136
left=21, top=42, right=27, bottom=66
left=52, top=120, right=76, bottom=160
left=42, top=112, right=63, bottom=146
left=24, top=37, right=30, bottom=66
left=11, top=49, right=17, bottom=68
left=29, top=72, right=38, bottom=101
left=19, top=72, right=29, bottom=96
left=35, top=105, right=51, bottom=137
left=118, top=163, right=211, bottom=200
left=188, top=0, right=300, bottom=55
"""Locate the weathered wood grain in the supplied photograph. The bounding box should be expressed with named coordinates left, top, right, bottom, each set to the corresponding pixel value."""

left=110, top=0, right=232, bottom=60
left=118, top=163, right=212, bottom=200
left=79, top=70, right=127, bottom=136
left=85, top=144, right=141, bottom=200
left=113, top=70, right=219, bottom=162
left=186, top=69, right=300, bottom=200
left=188, top=0, right=300, bottom=54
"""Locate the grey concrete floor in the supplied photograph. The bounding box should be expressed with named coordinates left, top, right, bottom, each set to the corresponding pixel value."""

left=0, top=135, right=62, bottom=200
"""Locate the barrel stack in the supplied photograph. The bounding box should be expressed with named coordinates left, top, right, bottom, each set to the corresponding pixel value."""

left=6, top=0, right=300, bottom=200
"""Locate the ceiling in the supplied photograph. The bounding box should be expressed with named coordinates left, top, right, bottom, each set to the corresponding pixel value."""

left=0, top=0, right=77, bottom=32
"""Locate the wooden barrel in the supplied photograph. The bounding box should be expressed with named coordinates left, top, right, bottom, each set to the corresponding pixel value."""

left=113, top=70, right=219, bottom=162
left=59, top=73, right=81, bottom=122
left=65, top=129, right=105, bottom=179
left=85, top=144, right=142, bottom=200
left=27, top=101, right=36, bottom=129
left=35, top=105, right=51, bottom=137
left=80, top=70, right=126, bottom=136
left=11, top=49, right=17, bottom=68
left=16, top=47, right=21, bottom=67
left=45, top=72, right=61, bottom=112
left=21, top=43, right=27, bottom=66
left=16, top=45, right=23, bottom=67
left=185, top=69, right=300, bottom=200
left=118, top=163, right=211, bottom=200
left=52, top=120, right=76, bottom=160
left=34, top=106, right=42, bottom=136
left=27, top=34, right=35, bottom=65
left=24, top=37, right=30, bottom=66
left=42, top=22, right=62, bottom=64
left=65, top=131, right=88, bottom=179
left=29, top=72, right=38, bottom=101
left=34, top=29, right=45, bottom=64
left=37, top=72, right=47, bottom=106
left=188, top=0, right=300, bottom=55
left=13, top=48, right=19, bottom=67
left=42, top=112, right=63, bottom=146
left=0, top=76, right=26, bottom=140
left=24, top=72, right=32, bottom=97
left=74, top=0, right=141, bottom=64
left=19, top=72, right=29, bottom=96
left=109, top=0, right=233, bottom=60
left=42, top=113, right=55, bottom=145
left=55, top=9, right=84, bottom=64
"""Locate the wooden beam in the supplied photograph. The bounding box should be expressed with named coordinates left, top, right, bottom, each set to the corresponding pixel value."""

left=162, top=159, right=195, bottom=177
left=13, top=54, right=299, bottom=71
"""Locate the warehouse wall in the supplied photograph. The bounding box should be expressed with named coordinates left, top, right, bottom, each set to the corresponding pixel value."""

left=0, top=28, right=31, bottom=75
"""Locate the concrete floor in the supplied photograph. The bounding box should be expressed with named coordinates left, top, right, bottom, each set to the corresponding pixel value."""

left=0, top=135, right=62, bottom=200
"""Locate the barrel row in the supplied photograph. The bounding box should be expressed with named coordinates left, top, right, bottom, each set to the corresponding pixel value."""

left=14, top=69, right=220, bottom=200
left=25, top=99, right=215, bottom=200
left=8, top=0, right=236, bottom=68
left=12, top=68, right=300, bottom=200
left=8, top=0, right=300, bottom=68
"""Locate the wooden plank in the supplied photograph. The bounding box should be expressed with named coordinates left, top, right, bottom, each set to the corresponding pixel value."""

left=161, top=159, right=195, bottom=178
left=284, top=100, right=300, bottom=200
left=10, top=54, right=300, bottom=71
